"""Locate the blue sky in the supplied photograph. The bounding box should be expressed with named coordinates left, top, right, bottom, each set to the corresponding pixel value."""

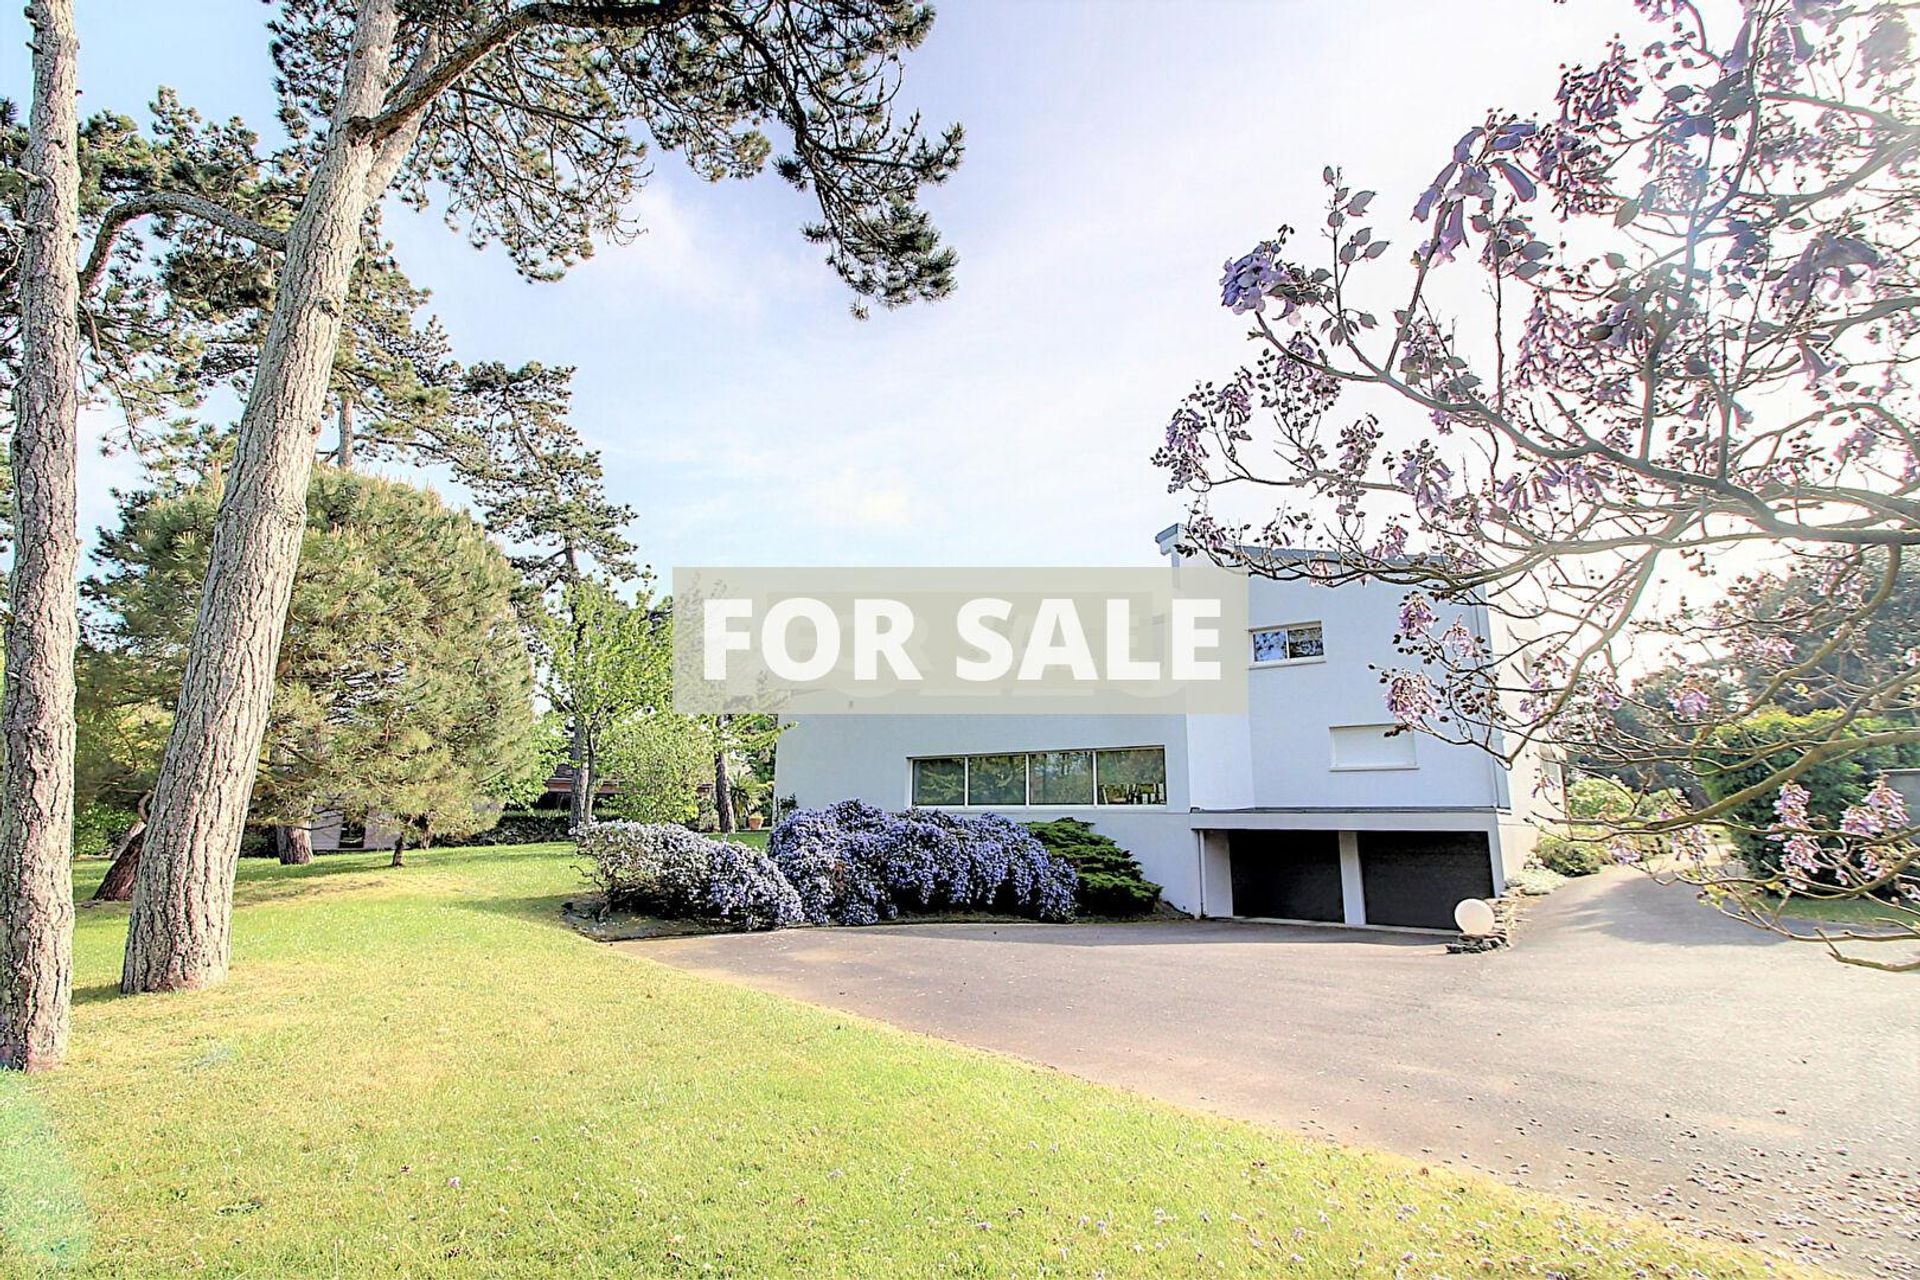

left=17, top=0, right=1630, bottom=572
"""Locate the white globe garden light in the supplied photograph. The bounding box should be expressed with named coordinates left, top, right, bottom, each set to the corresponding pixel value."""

left=1454, top=898, right=1497, bottom=937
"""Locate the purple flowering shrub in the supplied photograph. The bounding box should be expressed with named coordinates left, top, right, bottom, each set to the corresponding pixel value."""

left=769, top=803, right=1078, bottom=924
left=768, top=800, right=895, bottom=925
left=582, top=803, right=1079, bottom=933
left=579, top=822, right=802, bottom=931
left=578, top=822, right=713, bottom=913
left=704, top=840, right=805, bottom=931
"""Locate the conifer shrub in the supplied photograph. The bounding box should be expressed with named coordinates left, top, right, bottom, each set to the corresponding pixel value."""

left=1025, top=817, right=1163, bottom=916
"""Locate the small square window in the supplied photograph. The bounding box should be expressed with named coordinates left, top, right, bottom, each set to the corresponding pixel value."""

left=1252, top=623, right=1324, bottom=664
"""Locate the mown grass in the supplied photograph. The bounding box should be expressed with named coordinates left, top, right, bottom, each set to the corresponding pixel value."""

left=0, top=844, right=1815, bottom=1278
left=1772, top=892, right=1915, bottom=927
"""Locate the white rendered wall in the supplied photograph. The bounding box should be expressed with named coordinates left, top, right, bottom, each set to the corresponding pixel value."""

left=1234, top=575, right=1504, bottom=811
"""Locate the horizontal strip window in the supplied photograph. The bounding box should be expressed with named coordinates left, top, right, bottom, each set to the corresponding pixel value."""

left=1251, top=621, right=1324, bottom=665
left=911, top=747, right=1167, bottom=808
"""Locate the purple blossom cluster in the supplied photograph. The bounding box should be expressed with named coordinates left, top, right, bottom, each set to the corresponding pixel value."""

left=769, top=800, right=1077, bottom=925
left=1667, top=686, right=1713, bottom=720
left=1841, top=778, right=1908, bottom=840
left=1397, top=593, right=1437, bottom=636
left=1219, top=239, right=1321, bottom=320
left=768, top=798, right=896, bottom=925
left=1383, top=669, right=1439, bottom=726
left=704, top=840, right=806, bottom=931
left=1767, top=777, right=1915, bottom=890
left=579, top=822, right=803, bottom=931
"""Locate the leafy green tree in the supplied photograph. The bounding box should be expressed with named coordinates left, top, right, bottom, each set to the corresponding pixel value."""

left=83, top=467, right=549, bottom=889
left=599, top=711, right=708, bottom=827
left=536, top=580, right=671, bottom=828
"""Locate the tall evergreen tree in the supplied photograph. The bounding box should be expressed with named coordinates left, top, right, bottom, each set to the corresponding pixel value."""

left=113, top=1, right=961, bottom=993
left=0, top=0, right=81, bottom=1072
left=450, top=360, right=639, bottom=825
left=83, top=468, right=549, bottom=892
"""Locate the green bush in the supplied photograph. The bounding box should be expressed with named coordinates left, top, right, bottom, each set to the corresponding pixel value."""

left=73, top=802, right=138, bottom=860
left=1534, top=833, right=1606, bottom=877
left=1530, top=778, right=1684, bottom=877
left=1697, top=707, right=1920, bottom=879
left=1026, top=817, right=1161, bottom=916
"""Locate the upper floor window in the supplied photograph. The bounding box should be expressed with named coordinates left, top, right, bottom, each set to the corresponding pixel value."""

left=1251, top=622, right=1324, bottom=665
left=910, top=747, right=1167, bottom=808
left=1329, top=723, right=1417, bottom=770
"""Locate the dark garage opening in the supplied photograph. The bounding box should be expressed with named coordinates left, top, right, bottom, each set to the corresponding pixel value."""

left=1228, top=829, right=1343, bottom=922
left=1357, top=830, right=1495, bottom=930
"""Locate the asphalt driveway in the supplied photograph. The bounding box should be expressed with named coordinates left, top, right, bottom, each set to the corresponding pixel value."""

left=628, top=871, right=1919, bottom=1277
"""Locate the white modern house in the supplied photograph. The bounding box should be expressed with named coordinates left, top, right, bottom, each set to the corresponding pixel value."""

left=775, top=528, right=1545, bottom=932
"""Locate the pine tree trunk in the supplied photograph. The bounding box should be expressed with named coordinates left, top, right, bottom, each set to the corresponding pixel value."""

left=714, top=750, right=735, bottom=834
left=335, top=394, right=354, bottom=469
left=275, top=824, right=313, bottom=866
left=568, top=719, right=591, bottom=831
left=92, top=823, right=145, bottom=904
left=0, top=0, right=81, bottom=1073
left=121, top=0, right=399, bottom=995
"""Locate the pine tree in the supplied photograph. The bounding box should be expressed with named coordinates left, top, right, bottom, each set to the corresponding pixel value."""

left=83, top=468, right=550, bottom=895
left=0, top=0, right=81, bottom=1072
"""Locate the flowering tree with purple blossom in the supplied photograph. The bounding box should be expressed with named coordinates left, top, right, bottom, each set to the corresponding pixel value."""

left=1156, top=0, right=1919, bottom=969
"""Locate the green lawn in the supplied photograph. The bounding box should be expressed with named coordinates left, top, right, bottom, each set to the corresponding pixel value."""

left=1, top=845, right=1813, bottom=1278
left=1772, top=893, right=1915, bottom=927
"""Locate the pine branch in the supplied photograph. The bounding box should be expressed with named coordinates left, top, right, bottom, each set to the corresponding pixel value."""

left=353, top=0, right=716, bottom=145
left=81, top=192, right=288, bottom=296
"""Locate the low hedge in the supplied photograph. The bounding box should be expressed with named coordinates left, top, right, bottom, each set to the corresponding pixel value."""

left=1534, top=833, right=1607, bottom=877
left=576, top=804, right=1079, bottom=933
left=442, top=809, right=575, bottom=847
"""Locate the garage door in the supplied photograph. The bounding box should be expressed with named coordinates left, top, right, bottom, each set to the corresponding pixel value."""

left=1228, top=830, right=1343, bottom=922
left=1356, top=831, right=1495, bottom=930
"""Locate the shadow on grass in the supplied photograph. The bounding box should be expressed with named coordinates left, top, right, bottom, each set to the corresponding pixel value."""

left=447, top=891, right=578, bottom=928
left=72, top=982, right=121, bottom=1008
